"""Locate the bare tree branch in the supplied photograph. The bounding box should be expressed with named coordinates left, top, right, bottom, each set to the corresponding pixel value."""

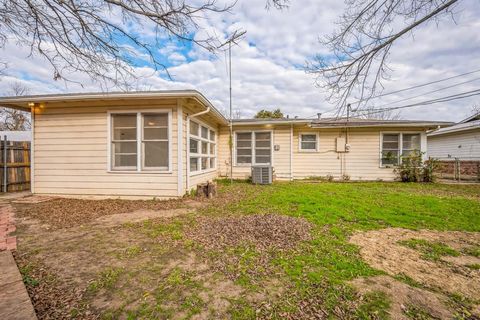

left=307, top=0, right=461, bottom=116
left=0, top=0, right=245, bottom=88
left=0, top=82, right=31, bottom=130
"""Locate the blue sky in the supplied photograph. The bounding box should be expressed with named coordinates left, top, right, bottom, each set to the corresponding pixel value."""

left=1, top=0, right=479, bottom=121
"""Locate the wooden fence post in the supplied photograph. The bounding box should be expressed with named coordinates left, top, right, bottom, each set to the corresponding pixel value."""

left=3, top=135, right=7, bottom=193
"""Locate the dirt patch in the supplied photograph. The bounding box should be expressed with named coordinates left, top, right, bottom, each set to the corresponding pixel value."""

left=13, top=197, right=188, bottom=229
left=92, top=208, right=191, bottom=227
left=351, top=275, right=454, bottom=320
left=185, top=214, right=312, bottom=252
left=350, top=228, right=480, bottom=300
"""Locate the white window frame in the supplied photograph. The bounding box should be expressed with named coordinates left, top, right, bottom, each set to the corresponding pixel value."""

left=107, top=109, right=172, bottom=173
left=379, top=131, right=423, bottom=168
left=234, top=130, right=273, bottom=166
left=299, top=132, right=319, bottom=152
left=188, top=119, right=217, bottom=176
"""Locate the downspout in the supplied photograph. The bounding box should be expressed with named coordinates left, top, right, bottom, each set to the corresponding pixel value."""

left=185, top=106, right=211, bottom=192
left=29, top=103, right=35, bottom=194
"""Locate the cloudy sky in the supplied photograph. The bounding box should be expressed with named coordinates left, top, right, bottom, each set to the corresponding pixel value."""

left=1, top=0, right=479, bottom=121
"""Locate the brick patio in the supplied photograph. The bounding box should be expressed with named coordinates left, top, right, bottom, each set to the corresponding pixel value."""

left=0, top=205, right=16, bottom=251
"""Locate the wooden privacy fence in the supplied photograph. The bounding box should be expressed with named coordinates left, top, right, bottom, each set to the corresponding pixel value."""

left=0, top=137, right=31, bottom=192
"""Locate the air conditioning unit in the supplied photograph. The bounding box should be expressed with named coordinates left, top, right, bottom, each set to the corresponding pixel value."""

left=251, top=166, right=273, bottom=185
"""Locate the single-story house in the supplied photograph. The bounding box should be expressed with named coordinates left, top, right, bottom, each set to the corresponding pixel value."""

left=427, top=112, right=480, bottom=160
left=0, top=90, right=451, bottom=199
left=427, top=112, right=479, bottom=181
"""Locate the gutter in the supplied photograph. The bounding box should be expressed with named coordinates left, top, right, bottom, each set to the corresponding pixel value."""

left=185, top=105, right=211, bottom=192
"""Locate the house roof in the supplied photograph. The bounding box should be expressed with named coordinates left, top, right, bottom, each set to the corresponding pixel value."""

left=0, top=90, right=229, bottom=125
left=459, top=111, right=480, bottom=124
left=310, top=117, right=453, bottom=128
left=427, top=119, right=480, bottom=137
left=232, top=118, right=312, bottom=125
left=232, top=117, right=452, bottom=128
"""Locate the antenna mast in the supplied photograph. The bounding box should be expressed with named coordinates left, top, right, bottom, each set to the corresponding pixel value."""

left=229, top=41, right=233, bottom=184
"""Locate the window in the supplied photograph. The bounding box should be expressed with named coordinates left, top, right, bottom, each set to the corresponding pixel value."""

left=110, top=112, right=170, bottom=171
left=235, top=131, right=272, bottom=165
left=381, top=133, right=421, bottom=166
left=112, top=114, right=137, bottom=170
left=189, top=120, right=216, bottom=173
left=299, top=133, right=318, bottom=151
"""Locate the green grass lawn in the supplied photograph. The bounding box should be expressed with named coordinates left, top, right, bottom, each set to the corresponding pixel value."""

left=17, top=181, right=480, bottom=319
left=200, top=181, right=480, bottom=318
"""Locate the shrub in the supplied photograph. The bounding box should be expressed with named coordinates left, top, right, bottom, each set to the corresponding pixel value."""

left=395, top=152, right=439, bottom=183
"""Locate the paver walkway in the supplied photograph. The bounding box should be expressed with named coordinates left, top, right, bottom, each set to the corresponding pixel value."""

left=0, top=193, right=37, bottom=319
left=0, top=251, right=37, bottom=319
left=0, top=205, right=17, bottom=251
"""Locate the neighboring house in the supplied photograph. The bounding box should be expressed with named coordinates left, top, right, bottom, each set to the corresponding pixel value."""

left=427, top=112, right=480, bottom=159
left=0, top=91, right=450, bottom=199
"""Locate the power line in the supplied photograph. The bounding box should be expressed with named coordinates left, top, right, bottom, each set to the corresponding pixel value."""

left=350, top=68, right=480, bottom=105
left=367, top=76, right=480, bottom=110
left=352, top=88, right=480, bottom=118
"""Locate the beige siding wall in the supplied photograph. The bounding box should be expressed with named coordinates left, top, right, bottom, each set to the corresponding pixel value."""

left=427, top=129, right=480, bottom=159
left=217, top=125, right=426, bottom=181
left=33, top=100, right=180, bottom=199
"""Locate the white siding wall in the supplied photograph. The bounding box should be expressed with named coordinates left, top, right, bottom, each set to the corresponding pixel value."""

left=33, top=100, right=180, bottom=199
left=218, top=125, right=426, bottom=181
left=427, top=129, right=480, bottom=159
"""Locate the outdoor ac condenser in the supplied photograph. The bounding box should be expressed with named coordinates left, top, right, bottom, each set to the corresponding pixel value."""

left=251, top=166, right=273, bottom=185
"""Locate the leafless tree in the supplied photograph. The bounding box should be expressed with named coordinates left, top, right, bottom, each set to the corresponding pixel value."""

left=308, top=0, right=461, bottom=115
left=0, top=83, right=31, bottom=130
left=221, top=107, right=242, bottom=119
left=0, top=0, right=246, bottom=88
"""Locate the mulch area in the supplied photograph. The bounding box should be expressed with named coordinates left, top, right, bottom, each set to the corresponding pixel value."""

left=13, top=198, right=186, bottom=229
left=185, top=214, right=313, bottom=252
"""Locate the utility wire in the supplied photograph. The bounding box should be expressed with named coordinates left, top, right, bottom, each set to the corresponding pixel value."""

left=351, top=88, right=480, bottom=118
left=365, top=76, right=480, bottom=110
left=349, top=68, right=480, bottom=105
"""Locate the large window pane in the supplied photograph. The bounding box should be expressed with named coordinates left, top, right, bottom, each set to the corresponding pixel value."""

left=201, top=157, right=208, bottom=170
left=112, top=114, right=137, bottom=141
left=112, top=114, right=137, bottom=170
left=301, top=142, right=316, bottom=150
left=144, top=114, right=167, bottom=127
left=382, top=134, right=399, bottom=166
left=144, top=128, right=168, bottom=140
left=256, top=156, right=270, bottom=164
left=201, top=126, right=209, bottom=139
left=302, top=134, right=316, bottom=142
left=113, top=114, right=136, bottom=127
left=237, top=132, right=252, bottom=141
left=237, top=156, right=251, bottom=164
left=190, top=121, right=199, bottom=136
left=210, top=158, right=215, bottom=169
left=403, top=134, right=420, bottom=150
left=190, top=139, right=199, bottom=154
left=201, top=141, right=208, bottom=154
left=210, top=144, right=215, bottom=155
left=114, top=154, right=137, bottom=168
left=190, top=157, right=199, bottom=172
left=114, top=142, right=136, bottom=154
left=210, top=130, right=215, bottom=141
left=144, top=141, right=168, bottom=168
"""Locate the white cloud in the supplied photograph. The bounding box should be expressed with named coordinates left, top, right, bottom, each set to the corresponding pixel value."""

left=1, top=0, right=479, bottom=122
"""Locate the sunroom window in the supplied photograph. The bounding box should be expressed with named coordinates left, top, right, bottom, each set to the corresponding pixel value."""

left=189, top=120, right=216, bottom=173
